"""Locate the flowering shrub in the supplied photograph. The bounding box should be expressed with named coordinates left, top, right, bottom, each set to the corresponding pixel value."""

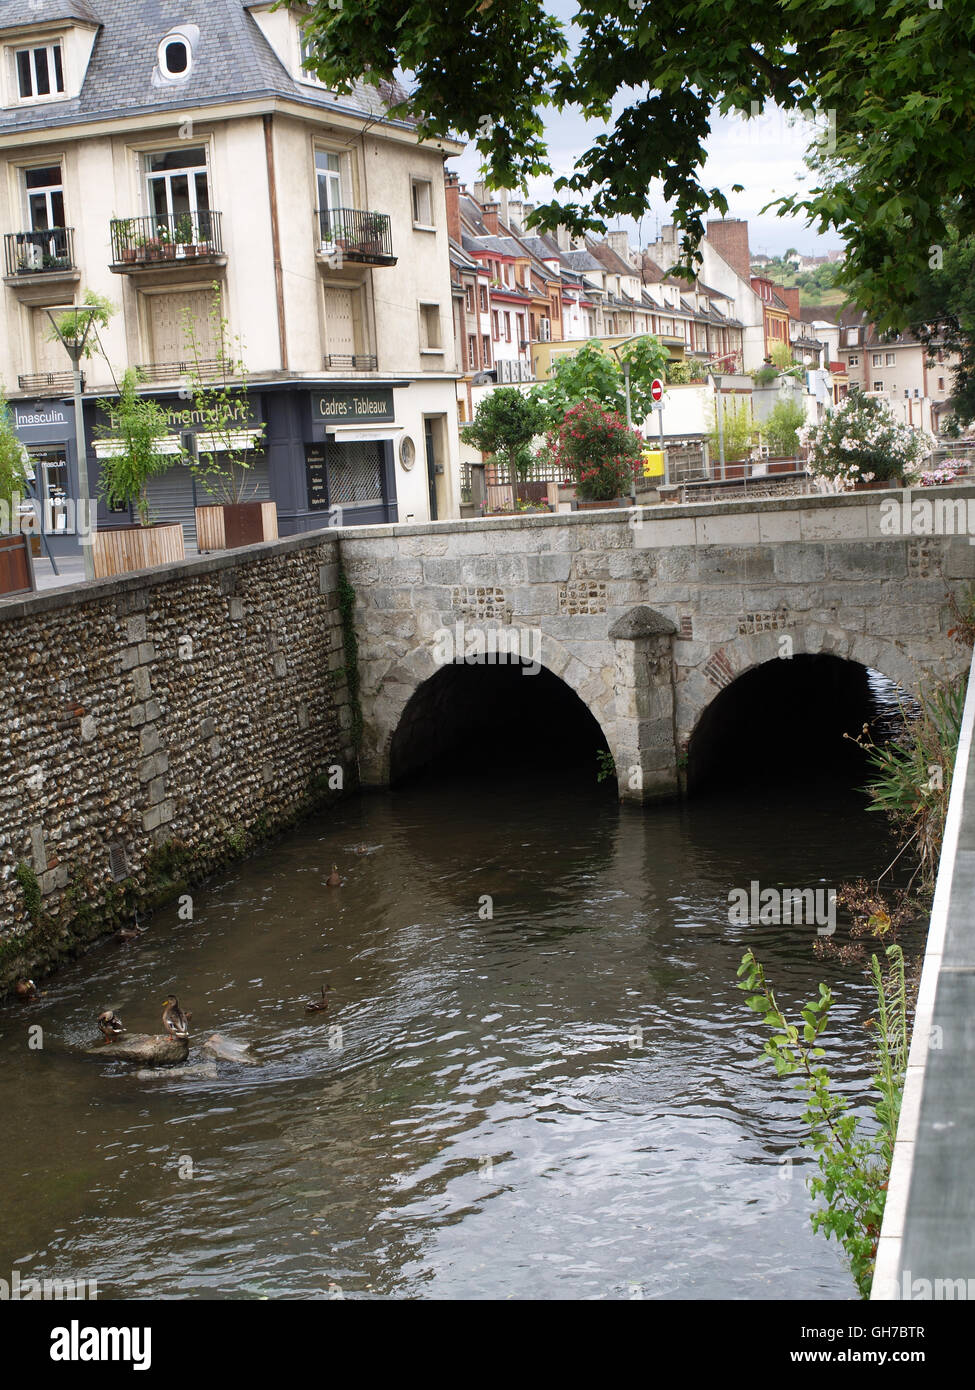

left=798, top=393, right=935, bottom=490
left=919, top=465, right=960, bottom=487
left=548, top=399, right=644, bottom=501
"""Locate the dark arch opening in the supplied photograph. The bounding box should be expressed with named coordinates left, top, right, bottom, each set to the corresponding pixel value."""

left=687, top=653, right=903, bottom=795
left=389, top=663, right=612, bottom=790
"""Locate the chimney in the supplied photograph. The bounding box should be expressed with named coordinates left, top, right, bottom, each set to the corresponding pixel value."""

left=473, top=180, right=489, bottom=206
left=482, top=202, right=500, bottom=234
left=555, top=224, right=572, bottom=252
left=506, top=200, right=523, bottom=230
left=498, top=188, right=509, bottom=225
left=706, top=217, right=751, bottom=283
left=606, top=230, right=631, bottom=263
left=778, top=285, right=801, bottom=319
left=444, top=170, right=461, bottom=244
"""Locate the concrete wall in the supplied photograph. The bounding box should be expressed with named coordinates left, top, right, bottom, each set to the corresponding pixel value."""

left=0, top=534, right=354, bottom=990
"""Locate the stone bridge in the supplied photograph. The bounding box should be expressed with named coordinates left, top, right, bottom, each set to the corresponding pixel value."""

left=342, top=489, right=975, bottom=799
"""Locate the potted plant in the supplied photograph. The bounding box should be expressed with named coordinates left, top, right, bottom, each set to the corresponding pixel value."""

left=547, top=399, right=644, bottom=509
left=175, top=213, right=195, bottom=258
left=799, top=392, right=935, bottom=491
left=93, top=368, right=185, bottom=577
left=762, top=397, right=807, bottom=471
left=183, top=290, right=276, bottom=550
left=158, top=226, right=176, bottom=260
left=0, top=390, right=34, bottom=596
left=708, top=396, right=757, bottom=479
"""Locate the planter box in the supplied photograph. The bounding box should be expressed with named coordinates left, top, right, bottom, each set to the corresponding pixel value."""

left=573, top=496, right=633, bottom=511
left=195, top=500, right=278, bottom=551
left=93, top=522, right=185, bottom=579
left=767, top=455, right=802, bottom=474
left=854, top=477, right=903, bottom=491
left=0, top=534, right=35, bottom=596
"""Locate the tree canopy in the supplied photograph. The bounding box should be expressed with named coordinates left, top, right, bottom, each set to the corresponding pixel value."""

left=530, top=337, right=669, bottom=427
left=288, top=0, right=975, bottom=330
left=907, top=229, right=975, bottom=428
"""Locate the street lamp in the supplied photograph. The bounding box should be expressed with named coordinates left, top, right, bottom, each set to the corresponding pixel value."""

left=46, top=305, right=101, bottom=582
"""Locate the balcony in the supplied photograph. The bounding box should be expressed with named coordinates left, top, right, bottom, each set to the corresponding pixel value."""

left=18, top=371, right=81, bottom=395
left=4, top=229, right=80, bottom=301
left=133, top=359, right=226, bottom=384
left=324, top=353, right=378, bottom=371
left=109, top=211, right=225, bottom=274
left=315, top=208, right=396, bottom=267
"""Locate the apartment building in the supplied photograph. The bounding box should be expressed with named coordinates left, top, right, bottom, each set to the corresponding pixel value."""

left=0, top=0, right=464, bottom=552
left=831, top=310, right=956, bottom=433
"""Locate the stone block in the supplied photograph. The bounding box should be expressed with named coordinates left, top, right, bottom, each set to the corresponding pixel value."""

left=148, top=776, right=168, bottom=805
left=229, top=597, right=245, bottom=621
left=771, top=543, right=826, bottom=584
left=125, top=614, right=146, bottom=643
left=80, top=715, right=97, bottom=743
left=142, top=800, right=174, bottom=833
left=131, top=667, right=151, bottom=701
left=137, top=642, right=155, bottom=665
left=140, top=724, right=162, bottom=755
left=696, top=513, right=762, bottom=546
left=826, top=541, right=907, bottom=580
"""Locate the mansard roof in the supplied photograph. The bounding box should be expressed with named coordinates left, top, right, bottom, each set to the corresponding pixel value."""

left=0, top=0, right=410, bottom=137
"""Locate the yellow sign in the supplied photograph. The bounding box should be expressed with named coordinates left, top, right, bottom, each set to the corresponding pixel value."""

left=642, top=449, right=665, bottom=478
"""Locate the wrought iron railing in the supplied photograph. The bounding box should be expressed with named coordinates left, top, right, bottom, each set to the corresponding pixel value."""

left=110, top=211, right=223, bottom=265
left=135, top=359, right=225, bottom=382
left=316, top=207, right=395, bottom=265
left=4, top=228, right=74, bottom=277
left=324, top=353, right=379, bottom=371
left=18, top=371, right=80, bottom=394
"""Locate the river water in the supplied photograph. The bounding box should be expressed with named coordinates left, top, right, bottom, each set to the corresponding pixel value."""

left=0, top=730, right=910, bottom=1300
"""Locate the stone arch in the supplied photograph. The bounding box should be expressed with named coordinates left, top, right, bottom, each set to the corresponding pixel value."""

left=359, top=627, right=617, bottom=788
left=676, top=623, right=927, bottom=753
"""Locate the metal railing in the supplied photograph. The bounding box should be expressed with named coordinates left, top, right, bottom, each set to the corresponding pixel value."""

left=135, top=359, right=225, bottom=382
left=18, top=371, right=80, bottom=393
left=4, top=228, right=75, bottom=277
left=316, top=207, right=395, bottom=265
left=110, top=211, right=223, bottom=265
left=325, top=353, right=378, bottom=371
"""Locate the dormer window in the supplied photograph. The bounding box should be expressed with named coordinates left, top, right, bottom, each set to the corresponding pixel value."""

left=16, top=41, right=65, bottom=100
left=155, top=27, right=198, bottom=85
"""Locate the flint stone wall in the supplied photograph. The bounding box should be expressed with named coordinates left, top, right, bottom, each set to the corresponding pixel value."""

left=0, top=532, right=353, bottom=991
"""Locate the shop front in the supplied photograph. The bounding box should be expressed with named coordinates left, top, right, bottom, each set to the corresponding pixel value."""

left=9, top=397, right=82, bottom=560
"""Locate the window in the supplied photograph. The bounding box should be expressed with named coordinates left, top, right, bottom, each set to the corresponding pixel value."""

left=846, top=327, right=860, bottom=345
left=419, top=302, right=442, bottom=352
left=316, top=149, right=342, bottom=215
left=299, top=30, right=327, bottom=84
left=16, top=42, right=64, bottom=100
left=25, top=165, right=65, bottom=231
left=504, top=312, right=511, bottom=342
left=516, top=314, right=525, bottom=346
left=848, top=354, right=859, bottom=366
left=479, top=285, right=488, bottom=313
left=145, top=147, right=211, bottom=235
left=938, top=377, right=945, bottom=392
left=465, top=285, right=474, bottom=314
left=468, top=335, right=477, bottom=369
left=158, top=35, right=191, bottom=80
left=492, top=309, right=499, bottom=341
left=872, top=353, right=883, bottom=366
left=411, top=178, right=434, bottom=227
left=873, top=380, right=883, bottom=391
left=886, top=352, right=896, bottom=366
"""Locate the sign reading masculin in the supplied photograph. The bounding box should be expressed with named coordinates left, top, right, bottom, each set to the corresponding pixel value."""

left=316, top=389, right=394, bottom=424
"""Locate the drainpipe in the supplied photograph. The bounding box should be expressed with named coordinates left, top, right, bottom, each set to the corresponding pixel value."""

left=263, top=114, right=288, bottom=371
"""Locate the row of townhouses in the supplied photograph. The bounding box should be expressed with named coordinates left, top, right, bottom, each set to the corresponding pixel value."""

left=0, top=0, right=959, bottom=560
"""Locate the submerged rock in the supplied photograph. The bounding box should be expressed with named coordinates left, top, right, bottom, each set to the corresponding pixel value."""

left=134, top=1062, right=218, bottom=1081
left=83, top=1033, right=189, bottom=1066
left=202, top=1033, right=257, bottom=1065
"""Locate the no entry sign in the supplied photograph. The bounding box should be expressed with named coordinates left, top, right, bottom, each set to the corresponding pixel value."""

left=650, top=378, right=664, bottom=403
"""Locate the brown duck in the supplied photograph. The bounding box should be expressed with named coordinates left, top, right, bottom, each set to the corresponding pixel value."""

left=305, top=984, right=334, bottom=1013
left=161, top=995, right=191, bottom=1039
left=326, top=865, right=342, bottom=887
left=15, top=978, right=37, bottom=1000
left=98, top=1010, right=125, bottom=1040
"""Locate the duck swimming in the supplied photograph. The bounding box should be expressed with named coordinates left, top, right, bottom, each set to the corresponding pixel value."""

left=305, top=984, right=333, bottom=1013
left=326, top=865, right=342, bottom=887
left=14, top=978, right=36, bottom=1000
left=161, top=995, right=191, bottom=1039
left=98, top=1010, right=125, bottom=1040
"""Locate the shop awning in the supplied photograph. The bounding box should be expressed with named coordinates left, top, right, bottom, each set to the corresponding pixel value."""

left=323, top=425, right=404, bottom=443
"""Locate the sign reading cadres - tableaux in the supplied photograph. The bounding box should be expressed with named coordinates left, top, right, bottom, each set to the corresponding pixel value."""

left=306, top=389, right=397, bottom=510
left=313, top=389, right=395, bottom=430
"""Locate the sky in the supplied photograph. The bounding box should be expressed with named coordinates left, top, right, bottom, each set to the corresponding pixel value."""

left=447, top=4, right=843, bottom=261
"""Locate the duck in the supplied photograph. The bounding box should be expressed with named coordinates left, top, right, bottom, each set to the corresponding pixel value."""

left=14, top=978, right=37, bottom=1000
left=117, top=911, right=145, bottom=943
left=98, top=1010, right=125, bottom=1040
left=353, top=844, right=369, bottom=855
left=305, top=984, right=333, bottom=1013
left=161, top=994, right=191, bottom=1039
left=325, top=865, right=342, bottom=888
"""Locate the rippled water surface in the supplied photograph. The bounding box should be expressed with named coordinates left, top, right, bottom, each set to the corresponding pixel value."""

left=0, top=759, right=910, bottom=1299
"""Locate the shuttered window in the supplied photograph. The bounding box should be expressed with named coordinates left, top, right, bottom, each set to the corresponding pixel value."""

left=32, top=304, right=73, bottom=375
left=147, top=289, right=219, bottom=366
